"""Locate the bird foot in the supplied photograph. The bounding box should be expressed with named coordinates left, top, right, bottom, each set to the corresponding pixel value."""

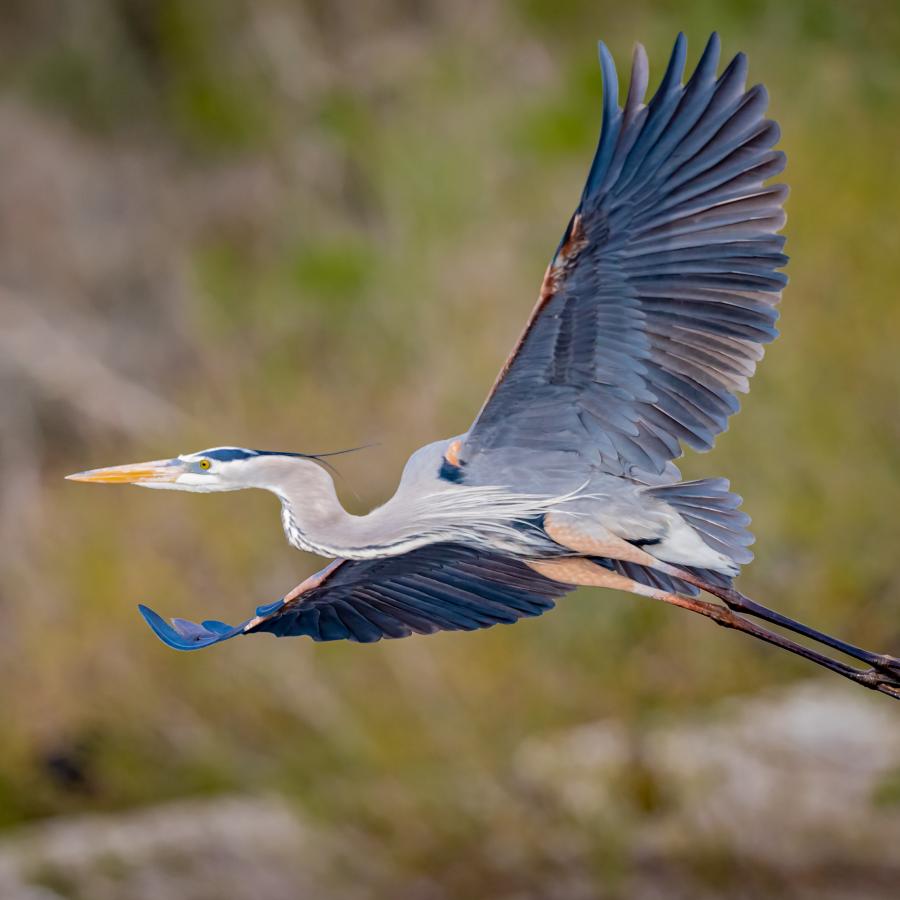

left=872, top=654, right=900, bottom=678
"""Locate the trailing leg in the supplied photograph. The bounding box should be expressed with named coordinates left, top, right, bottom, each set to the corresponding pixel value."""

left=663, top=567, right=900, bottom=679
left=526, top=558, right=900, bottom=700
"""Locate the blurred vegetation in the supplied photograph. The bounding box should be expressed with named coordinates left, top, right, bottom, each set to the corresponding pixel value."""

left=1, top=0, right=899, bottom=897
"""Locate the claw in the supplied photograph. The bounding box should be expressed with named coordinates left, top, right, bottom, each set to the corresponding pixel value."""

left=874, top=654, right=900, bottom=676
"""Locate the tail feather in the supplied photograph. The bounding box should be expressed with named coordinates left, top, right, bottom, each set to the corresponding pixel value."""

left=613, top=559, right=701, bottom=596
left=592, top=557, right=698, bottom=596
left=677, top=564, right=734, bottom=591
left=644, top=477, right=755, bottom=570
left=592, top=557, right=734, bottom=597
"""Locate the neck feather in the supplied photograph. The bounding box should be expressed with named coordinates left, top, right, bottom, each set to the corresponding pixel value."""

left=253, top=457, right=430, bottom=558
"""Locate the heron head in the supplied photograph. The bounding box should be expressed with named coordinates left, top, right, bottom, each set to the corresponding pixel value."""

left=65, top=447, right=314, bottom=493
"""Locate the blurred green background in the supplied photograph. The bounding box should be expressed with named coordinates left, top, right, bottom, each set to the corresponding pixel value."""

left=1, top=1, right=899, bottom=897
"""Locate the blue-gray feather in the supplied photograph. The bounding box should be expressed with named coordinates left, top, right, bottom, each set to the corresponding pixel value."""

left=462, top=32, right=787, bottom=481
left=138, top=543, right=573, bottom=650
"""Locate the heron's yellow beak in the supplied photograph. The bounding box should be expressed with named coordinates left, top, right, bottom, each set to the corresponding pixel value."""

left=65, top=458, right=183, bottom=485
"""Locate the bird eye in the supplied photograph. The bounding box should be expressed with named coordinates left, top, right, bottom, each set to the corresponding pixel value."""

left=199, top=459, right=211, bottom=470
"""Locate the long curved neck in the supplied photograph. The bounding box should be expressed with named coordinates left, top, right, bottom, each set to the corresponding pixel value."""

left=250, top=456, right=426, bottom=559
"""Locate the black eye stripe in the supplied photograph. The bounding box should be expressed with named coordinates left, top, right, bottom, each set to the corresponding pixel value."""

left=204, top=448, right=258, bottom=461
left=198, top=447, right=345, bottom=463
left=201, top=448, right=310, bottom=462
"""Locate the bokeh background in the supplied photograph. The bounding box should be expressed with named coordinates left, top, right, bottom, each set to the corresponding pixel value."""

left=1, top=1, right=899, bottom=898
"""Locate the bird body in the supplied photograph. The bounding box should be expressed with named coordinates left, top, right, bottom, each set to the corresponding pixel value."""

left=67, top=34, right=900, bottom=698
left=272, top=437, right=745, bottom=576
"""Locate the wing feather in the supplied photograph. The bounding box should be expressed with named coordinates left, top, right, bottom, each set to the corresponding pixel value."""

left=137, top=544, right=573, bottom=650
left=460, top=33, right=787, bottom=481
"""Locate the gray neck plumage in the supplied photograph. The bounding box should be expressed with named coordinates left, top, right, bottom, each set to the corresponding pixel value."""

left=249, top=456, right=434, bottom=559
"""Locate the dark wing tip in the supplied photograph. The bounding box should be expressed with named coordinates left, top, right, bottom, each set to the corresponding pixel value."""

left=666, top=32, right=688, bottom=83
left=138, top=603, right=244, bottom=651
left=694, top=32, right=721, bottom=81
left=598, top=40, right=619, bottom=108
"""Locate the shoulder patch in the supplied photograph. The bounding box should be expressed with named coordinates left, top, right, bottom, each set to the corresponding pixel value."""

left=438, top=459, right=465, bottom=483
left=438, top=439, right=466, bottom=482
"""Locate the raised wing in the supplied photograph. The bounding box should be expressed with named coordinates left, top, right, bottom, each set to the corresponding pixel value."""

left=138, top=543, right=573, bottom=650
left=459, top=33, right=787, bottom=480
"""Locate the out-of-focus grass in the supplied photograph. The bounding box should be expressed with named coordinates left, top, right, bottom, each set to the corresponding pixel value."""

left=1, top=0, right=899, bottom=893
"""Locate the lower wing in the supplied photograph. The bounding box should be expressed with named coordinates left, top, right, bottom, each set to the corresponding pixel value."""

left=139, top=543, right=574, bottom=650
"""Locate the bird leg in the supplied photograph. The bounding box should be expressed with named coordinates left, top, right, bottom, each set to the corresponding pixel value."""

left=539, top=515, right=900, bottom=688
left=665, top=568, right=900, bottom=680
left=526, top=559, right=900, bottom=700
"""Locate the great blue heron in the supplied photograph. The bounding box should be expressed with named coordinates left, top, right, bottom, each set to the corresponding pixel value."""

left=68, top=33, right=900, bottom=699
